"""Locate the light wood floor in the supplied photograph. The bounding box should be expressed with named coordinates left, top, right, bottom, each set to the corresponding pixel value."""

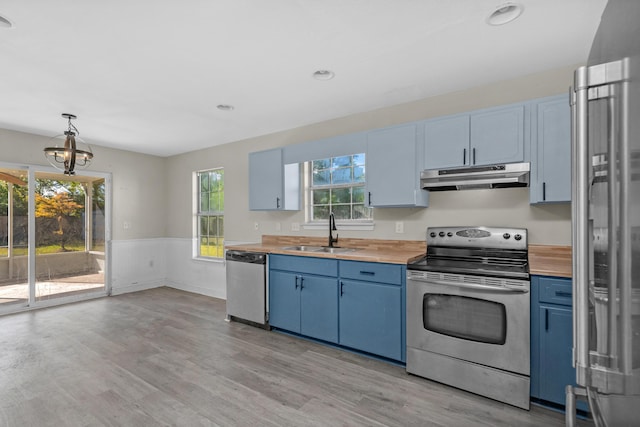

left=0, top=287, right=591, bottom=426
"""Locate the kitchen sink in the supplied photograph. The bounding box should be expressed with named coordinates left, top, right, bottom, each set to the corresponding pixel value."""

left=282, top=245, right=325, bottom=252
left=282, top=245, right=356, bottom=254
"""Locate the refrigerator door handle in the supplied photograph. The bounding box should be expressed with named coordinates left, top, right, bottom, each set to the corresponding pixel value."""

left=572, top=66, right=591, bottom=381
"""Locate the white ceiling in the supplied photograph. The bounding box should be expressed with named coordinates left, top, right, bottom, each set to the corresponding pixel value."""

left=0, top=0, right=607, bottom=157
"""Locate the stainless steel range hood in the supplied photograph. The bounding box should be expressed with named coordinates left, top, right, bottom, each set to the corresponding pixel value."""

left=421, top=162, right=530, bottom=191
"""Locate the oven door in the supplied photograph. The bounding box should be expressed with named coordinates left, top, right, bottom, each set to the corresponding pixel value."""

left=407, top=270, right=530, bottom=376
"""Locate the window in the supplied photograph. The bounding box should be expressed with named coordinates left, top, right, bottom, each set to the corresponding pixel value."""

left=308, top=154, right=372, bottom=222
left=197, top=169, right=224, bottom=258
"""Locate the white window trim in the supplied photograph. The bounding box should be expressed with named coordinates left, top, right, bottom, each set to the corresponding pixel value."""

left=193, top=168, right=224, bottom=260
left=303, top=158, right=373, bottom=229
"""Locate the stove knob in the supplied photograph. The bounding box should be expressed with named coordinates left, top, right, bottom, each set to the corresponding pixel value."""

left=503, top=233, right=511, bottom=239
left=430, top=232, right=436, bottom=238
left=514, top=234, right=522, bottom=241
left=447, top=232, right=453, bottom=237
left=439, top=232, right=445, bottom=237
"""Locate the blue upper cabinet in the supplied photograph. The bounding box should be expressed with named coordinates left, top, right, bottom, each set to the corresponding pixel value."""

left=423, top=104, right=526, bottom=169
left=470, top=105, right=525, bottom=165
left=530, top=95, right=571, bottom=204
left=366, top=123, right=429, bottom=207
left=424, top=115, right=470, bottom=169
left=249, top=148, right=300, bottom=211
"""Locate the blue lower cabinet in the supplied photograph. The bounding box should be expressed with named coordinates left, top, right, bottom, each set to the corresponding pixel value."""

left=339, top=279, right=402, bottom=361
left=268, top=270, right=301, bottom=333
left=300, top=275, right=338, bottom=343
left=269, top=255, right=339, bottom=344
left=531, top=275, right=588, bottom=412
left=268, top=255, right=405, bottom=362
left=539, top=305, right=575, bottom=405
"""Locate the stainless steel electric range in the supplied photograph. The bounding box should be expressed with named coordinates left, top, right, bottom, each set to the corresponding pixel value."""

left=406, top=226, right=531, bottom=409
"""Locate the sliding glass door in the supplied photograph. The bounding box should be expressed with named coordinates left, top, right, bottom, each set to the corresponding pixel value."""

left=0, top=165, right=110, bottom=311
left=0, top=167, right=29, bottom=307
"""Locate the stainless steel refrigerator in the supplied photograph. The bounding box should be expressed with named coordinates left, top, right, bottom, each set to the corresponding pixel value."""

left=568, top=0, right=640, bottom=425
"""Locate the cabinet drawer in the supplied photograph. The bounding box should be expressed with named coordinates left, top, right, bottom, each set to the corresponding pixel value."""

left=538, top=276, right=573, bottom=306
left=339, top=260, right=402, bottom=285
left=269, top=254, right=338, bottom=277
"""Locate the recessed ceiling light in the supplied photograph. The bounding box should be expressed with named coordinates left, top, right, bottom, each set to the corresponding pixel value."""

left=217, top=104, right=234, bottom=111
left=0, top=14, right=14, bottom=29
left=312, top=70, right=335, bottom=81
left=486, top=3, right=524, bottom=26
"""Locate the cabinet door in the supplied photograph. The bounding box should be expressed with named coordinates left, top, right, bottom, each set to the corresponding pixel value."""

left=300, top=275, right=338, bottom=343
left=533, top=98, right=571, bottom=203
left=539, top=305, right=577, bottom=406
left=249, top=148, right=283, bottom=210
left=424, top=115, right=470, bottom=169
left=470, top=105, right=525, bottom=165
left=366, top=124, right=427, bottom=207
left=268, top=270, right=300, bottom=333
left=339, top=279, right=402, bottom=361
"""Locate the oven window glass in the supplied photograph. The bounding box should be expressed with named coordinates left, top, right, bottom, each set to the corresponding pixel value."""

left=423, top=294, right=506, bottom=345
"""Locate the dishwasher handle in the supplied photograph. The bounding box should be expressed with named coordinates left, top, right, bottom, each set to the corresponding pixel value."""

left=225, top=250, right=266, bottom=264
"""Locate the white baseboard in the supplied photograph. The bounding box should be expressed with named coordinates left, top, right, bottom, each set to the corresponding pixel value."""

left=166, top=280, right=225, bottom=300
left=111, top=279, right=165, bottom=296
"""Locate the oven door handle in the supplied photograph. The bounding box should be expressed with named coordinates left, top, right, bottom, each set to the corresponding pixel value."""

left=412, top=277, right=529, bottom=294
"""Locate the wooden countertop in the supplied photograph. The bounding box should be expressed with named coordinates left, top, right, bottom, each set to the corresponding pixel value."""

left=227, top=236, right=573, bottom=277
left=528, top=244, right=572, bottom=278
left=226, top=236, right=426, bottom=265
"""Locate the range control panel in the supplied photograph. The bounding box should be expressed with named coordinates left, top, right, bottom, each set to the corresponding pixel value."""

left=426, top=226, right=528, bottom=250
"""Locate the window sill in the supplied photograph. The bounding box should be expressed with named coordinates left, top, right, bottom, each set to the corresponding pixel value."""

left=303, top=222, right=374, bottom=231
left=192, top=256, right=225, bottom=264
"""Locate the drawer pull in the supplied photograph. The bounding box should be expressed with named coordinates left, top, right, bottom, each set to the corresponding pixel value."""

left=340, top=281, right=344, bottom=296
left=360, top=271, right=375, bottom=276
left=555, top=290, right=572, bottom=298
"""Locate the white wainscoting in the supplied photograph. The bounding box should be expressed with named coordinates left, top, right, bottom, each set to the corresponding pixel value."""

left=110, top=238, right=228, bottom=299
left=110, top=239, right=169, bottom=295
left=165, top=238, right=227, bottom=299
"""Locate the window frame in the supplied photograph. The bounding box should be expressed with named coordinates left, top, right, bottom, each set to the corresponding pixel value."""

left=195, top=168, right=224, bottom=260
left=304, top=153, right=373, bottom=227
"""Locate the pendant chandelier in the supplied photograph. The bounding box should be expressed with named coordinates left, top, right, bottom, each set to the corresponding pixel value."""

left=43, top=113, right=93, bottom=175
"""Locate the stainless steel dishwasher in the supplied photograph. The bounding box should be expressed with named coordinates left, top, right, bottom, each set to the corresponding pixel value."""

left=225, top=250, right=268, bottom=328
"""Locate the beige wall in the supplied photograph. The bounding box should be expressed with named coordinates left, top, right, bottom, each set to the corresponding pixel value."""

left=0, top=128, right=167, bottom=240
left=166, top=64, right=577, bottom=245
left=1, top=63, right=578, bottom=247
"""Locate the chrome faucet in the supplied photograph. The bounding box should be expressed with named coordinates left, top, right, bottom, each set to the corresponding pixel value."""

left=328, top=212, right=339, bottom=247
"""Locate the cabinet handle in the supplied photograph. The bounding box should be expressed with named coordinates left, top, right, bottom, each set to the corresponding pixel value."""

left=359, top=271, right=375, bottom=276
left=340, top=281, right=344, bottom=297
left=472, top=148, right=476, bottom=165
left=545, top=308, right=549, bottom=331
left=555, top=290, right=572, bottom=298
left=295, top=276, right=299, bottom=290
left=276, top=197, right=281, bottom=209
left=463, top=148, right=467, bottom=165
left=299, top=276, right=304, bottom=290
left=368, top=192, right=372, bottom=206
left=543, top=182, right=547, bottom=201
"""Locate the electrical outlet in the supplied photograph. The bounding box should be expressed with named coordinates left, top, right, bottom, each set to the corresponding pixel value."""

left=291, top=222, right=300, bottom=231
left=254, top=222, right=259, bottom=230
left=123, top=221, right=130, bottom=229
left=395, top=221, right=404, bottom=234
